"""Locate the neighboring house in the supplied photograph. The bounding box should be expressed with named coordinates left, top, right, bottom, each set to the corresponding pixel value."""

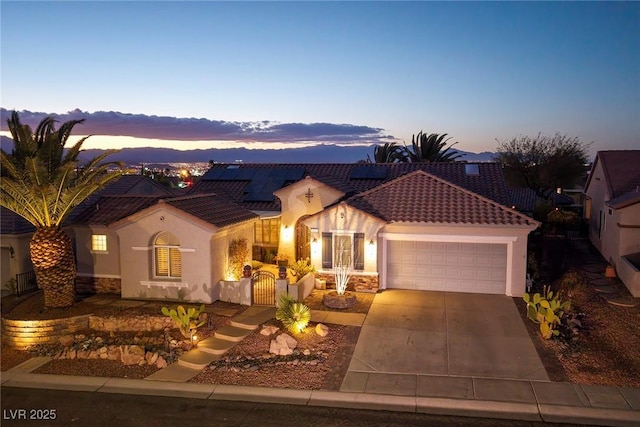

left=508, top=187, right=573, bottom=217
left=189, top=163, right=538, bottom=297
left=0, top=207, right=35, bottom=292
left=584, top=150, right=640, bottom=297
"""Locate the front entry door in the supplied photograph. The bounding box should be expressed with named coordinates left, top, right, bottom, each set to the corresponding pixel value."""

left=296, top=219, right=311, bottom=261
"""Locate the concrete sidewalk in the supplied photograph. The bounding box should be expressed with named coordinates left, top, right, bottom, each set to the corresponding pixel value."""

left=2, top=360, right=639, bottom=426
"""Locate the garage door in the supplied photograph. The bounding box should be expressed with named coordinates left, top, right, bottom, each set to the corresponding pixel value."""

left=387, top=241, right=507, bottom=294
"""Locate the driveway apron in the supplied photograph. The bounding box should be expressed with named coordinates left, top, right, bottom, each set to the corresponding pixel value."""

left=345, top=290, right=548, bottom=383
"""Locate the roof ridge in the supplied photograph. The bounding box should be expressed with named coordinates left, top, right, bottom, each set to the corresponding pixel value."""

left=163, top=192, right=219, bottom=203
left=348, top=170, right=538, bottom=225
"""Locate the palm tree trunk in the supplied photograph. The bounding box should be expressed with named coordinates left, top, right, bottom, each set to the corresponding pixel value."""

left=30, top=226, right=76, bottom=307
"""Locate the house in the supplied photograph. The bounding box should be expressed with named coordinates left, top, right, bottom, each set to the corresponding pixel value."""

left=0, top=207, right=35, bottom=293
left=187, top=163, right=538, bottom=297
left=584, top=150, right=640, bottom=297
left=508, top=187, right=574, bottom=217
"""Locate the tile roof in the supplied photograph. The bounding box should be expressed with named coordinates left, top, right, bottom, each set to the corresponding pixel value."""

left=0, top=207, right=35, bottom=235
left=346, top=171, right=538, bottom=226
left=71, top=195, right=163, bottom=226
left=586, top=150, right=640, bottom=199
left=191, top=162, right=510, bottom=211
left=71, top=193, right=257, bottom=229
left=162, top=194, right=258, bottom=228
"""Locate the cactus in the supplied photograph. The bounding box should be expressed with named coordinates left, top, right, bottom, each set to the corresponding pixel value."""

left=523, top=286, right=571, bottom=339
left=161, top=304, right=205, bottom=339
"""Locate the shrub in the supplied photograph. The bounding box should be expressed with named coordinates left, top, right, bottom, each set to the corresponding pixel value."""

left=276, top=293, right=311, bottom=334
left=556, top=269, right=586, bottom=297
left=251, top=260, right=264, bottom=270
left=227, top=238, right=249, bottom=280
left=161, top=304, right=205, bottom=339
left=289, top=257, right=316, bottom=278
left=523, top=286, right=571, bottom=340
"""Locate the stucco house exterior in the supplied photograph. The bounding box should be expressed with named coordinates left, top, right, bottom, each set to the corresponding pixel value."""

left=190, top=163, right=539, bottom=297
left=0, top=207, right=35, bottom=294
left=584, top=150, right=640, bottom=297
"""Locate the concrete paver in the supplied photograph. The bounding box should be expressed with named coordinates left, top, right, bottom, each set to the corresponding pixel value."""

left=417, top=375, right=474, bottom=399
left=531, top=381, right=587, bottom=407
left=621, top=387, right=640, bottom=410
left=473, top=378, right=536, bottom=403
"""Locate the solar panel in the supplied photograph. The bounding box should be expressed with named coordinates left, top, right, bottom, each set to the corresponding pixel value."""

left=350, top=165, right=388, bottom=179
left=242, top=192, right=275, bottom=202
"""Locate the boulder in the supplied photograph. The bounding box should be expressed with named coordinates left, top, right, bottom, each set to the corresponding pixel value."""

left=260, top=325, right=279, bottom=336
left=269, top=333, right=298, bottom=356
left=156, top=356, right=167, bottom=369
left=120, top=345, right=145, bottom=366
left=59, top=335, right=75, bottom=347
left=315, top=323, right=329, bottom=337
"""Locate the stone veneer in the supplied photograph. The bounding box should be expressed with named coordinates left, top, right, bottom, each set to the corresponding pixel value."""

left=315, top=272, right=379, bottom=293
left=75, top=276, right=121, bottom=295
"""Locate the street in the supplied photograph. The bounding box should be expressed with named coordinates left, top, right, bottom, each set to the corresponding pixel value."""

left=1, top=387, right=576, bottom=427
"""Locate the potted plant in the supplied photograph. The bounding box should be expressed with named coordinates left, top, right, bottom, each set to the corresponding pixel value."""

left=273, top=253, right=289, bottom=267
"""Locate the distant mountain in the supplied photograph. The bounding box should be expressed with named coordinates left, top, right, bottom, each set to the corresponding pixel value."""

left=1, top=136, right=497, bottom=164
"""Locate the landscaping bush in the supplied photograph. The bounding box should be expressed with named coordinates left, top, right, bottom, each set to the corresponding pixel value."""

left=523, top=286, right=571, bottom=340
left=276, top=293, right=311, bottom=334
left=289, top=257, right=315, bottom=278
left=228, top=238, right=249, bottom=280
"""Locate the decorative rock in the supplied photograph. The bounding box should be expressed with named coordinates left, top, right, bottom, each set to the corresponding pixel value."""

left=76, top=350, right=89, bottom=359
left=269, top=333, right=298, bottom=355
left=303, top=349, right=311, bottom=356
left=315, top=323, right=329, bottom=337
left=156, top=356, right=167, bottom=369
left=107, top=347, right=120, bottom=361
left=260, top=325, right=279, bottom=336
left=59, top=335, right=75, bottom=347
left=67, top=349, right=77, bottom=360
left=120, top=345, right=145, bottom=366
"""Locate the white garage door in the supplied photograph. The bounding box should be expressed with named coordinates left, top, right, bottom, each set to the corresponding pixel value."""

left=387, top=241, right=507, bottom=294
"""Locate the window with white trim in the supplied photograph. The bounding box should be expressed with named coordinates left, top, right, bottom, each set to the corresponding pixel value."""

left=91, top=234, right=108, bottom=252
left=154, top=231, right=182, bottom=278
left=321, top=232, right=364, bottom=270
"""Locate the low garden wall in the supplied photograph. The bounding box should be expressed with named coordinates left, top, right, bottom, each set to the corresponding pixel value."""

left=288, top=272, right=315, bottom=302
left=1, top=314, right=175, bottom=350
left=1, top=315, right=92, bottom=350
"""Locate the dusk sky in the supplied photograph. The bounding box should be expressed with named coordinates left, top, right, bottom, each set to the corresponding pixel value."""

left=1, top=1, right=639, bottom=157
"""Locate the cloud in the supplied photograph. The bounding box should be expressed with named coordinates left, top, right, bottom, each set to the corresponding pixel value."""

left=0, top=108, right=395, bottom=145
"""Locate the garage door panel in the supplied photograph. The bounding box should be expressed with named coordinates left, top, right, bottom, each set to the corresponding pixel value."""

left=387, top=240, right=507, bottom=294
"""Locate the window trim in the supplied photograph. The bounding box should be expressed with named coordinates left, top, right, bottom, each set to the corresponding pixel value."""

left=153, top=232, right=182, bottom=279
left=91, top=234, right=108, bottom=254
left=322, top=231, right=365, bottom=271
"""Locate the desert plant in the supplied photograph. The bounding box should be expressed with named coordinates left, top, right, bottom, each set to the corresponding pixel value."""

left=289, top=257, right=316, bottom=278
left=161, top=304, right=205, bottom=339
left=556, top=269, right=586, bottom=298
left=276, top=293, right=311, bottom=334
left=227, top=238, right=249, bottom=280
left=523, top=286, right=571, bottom=340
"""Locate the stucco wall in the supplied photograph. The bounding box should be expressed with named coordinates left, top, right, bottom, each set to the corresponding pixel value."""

left=70, top=226, right=121, bottom=281
left=303, top=203, right=385, bottom=274
left=0, top=233, right=33, bottom=290
left=585, top=160, right=609, bottom=254
left=115, top=207, right=217, bottom=303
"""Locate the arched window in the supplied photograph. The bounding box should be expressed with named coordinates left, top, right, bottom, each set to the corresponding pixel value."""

left=154, top=232, right=182, bottom=278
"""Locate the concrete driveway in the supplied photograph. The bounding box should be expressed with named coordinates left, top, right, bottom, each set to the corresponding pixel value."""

left=345, top=290, right=548, bottom=381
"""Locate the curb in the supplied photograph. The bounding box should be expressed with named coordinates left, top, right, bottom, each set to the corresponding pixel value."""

left=2, top=373, right=639, bottom=427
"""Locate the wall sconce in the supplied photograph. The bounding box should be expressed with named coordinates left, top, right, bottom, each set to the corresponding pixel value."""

left=312, top=237, right=318, bottom=243
left=9, top=245, right=15, bottom=258
left=284, top=224, right=289, bottom=229
left=310, top=227, right=318, bottom=233
left=369, top=239, right=375, bottom=245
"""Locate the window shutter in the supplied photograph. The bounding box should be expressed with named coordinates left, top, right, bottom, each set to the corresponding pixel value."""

left=170, top=248, right=182, bottom=277
left=155, top=248, right=169, bottom=276
left=322, top=232, right=332, bottom=269
left=354, top=233, right=365, bottom=271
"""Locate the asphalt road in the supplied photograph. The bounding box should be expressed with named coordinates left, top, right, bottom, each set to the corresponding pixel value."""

left=1, top=387, right=578, bottom=427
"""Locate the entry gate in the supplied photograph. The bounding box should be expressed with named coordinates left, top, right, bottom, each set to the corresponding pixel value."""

left=252, top=271, right=276, bottom=306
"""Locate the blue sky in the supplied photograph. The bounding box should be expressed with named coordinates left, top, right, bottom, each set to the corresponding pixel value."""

left=1, top=1, right=638, bottom=156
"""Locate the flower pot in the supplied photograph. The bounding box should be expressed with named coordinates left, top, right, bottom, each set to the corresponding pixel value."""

left=605, top=265, right=616, bottom=278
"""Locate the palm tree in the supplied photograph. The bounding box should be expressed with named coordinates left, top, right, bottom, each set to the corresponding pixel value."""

left=0, top=111, right=122, bottom=307
left=401, top=131, right=463, bottom=162
left=366, top=142, right=405, bottom=163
